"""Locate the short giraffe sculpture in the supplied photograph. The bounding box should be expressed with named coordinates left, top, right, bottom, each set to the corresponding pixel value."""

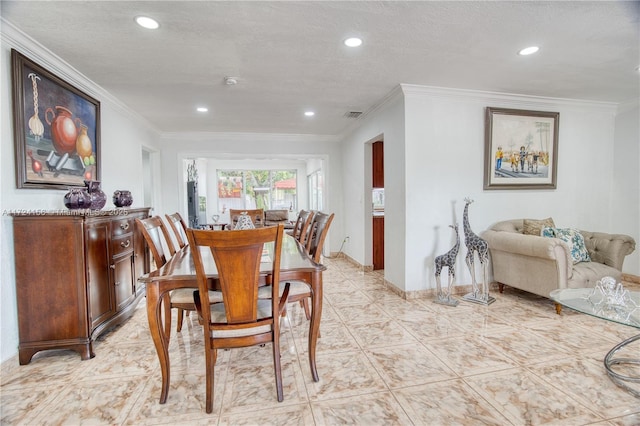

left=434, top=223, right=460, bottom=306
left=462, top=197, right=494, bottom=304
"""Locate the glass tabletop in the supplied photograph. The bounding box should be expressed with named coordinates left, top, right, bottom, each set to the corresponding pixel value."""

left=550, top=288, right=640, bottom=329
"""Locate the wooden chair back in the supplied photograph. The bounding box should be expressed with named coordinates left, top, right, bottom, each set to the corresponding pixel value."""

left=229, top=208, right=264, bottom=229
left=186, top=224, right=288, bottom=412
left=135, top=216, right=176, bottom=268
left=165, top=212, right=189, bottom=248
left=291, top=210, right=314, bottom=246
left=305, top=212, right=335, bottom=262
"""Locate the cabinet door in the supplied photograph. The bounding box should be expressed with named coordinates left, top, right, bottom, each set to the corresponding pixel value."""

left=112, top=255, right=135, bottom=310
left=372, top=141, right=384, bottom=188
left=86, top=221, right=114, bottom=329
left=373, top=216, right=384, bottom=270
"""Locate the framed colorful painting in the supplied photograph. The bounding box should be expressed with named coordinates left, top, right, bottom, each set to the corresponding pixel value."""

left=484, top=107, right=559, bottom=190
left=11, top=49, right=100, bottom=189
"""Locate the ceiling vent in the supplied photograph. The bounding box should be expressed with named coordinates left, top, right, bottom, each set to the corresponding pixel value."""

left=344, top=111, right=363, bottom=118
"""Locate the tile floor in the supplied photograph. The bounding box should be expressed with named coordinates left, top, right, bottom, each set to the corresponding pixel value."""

left=1, top=257, right=639, bottom=425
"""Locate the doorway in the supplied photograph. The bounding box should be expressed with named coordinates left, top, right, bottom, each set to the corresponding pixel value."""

left=141, top=147, right=158, bottom=209
left=371, top=140, right=384, bottom=270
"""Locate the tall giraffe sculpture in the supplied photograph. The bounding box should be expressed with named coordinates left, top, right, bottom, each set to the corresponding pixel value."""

left=434, top=223, right=460, bottom=306
left=462, top=197, right=495, bottom=305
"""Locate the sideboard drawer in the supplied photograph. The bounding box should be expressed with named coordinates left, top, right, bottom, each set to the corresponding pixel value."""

left=111, top=234, right=134, bottom=258
left=112, top=217, right=134, bottom=237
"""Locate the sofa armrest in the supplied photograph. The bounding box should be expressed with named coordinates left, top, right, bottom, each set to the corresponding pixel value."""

left=579, top=231, right=636, bottom=271
left=481, top=229, right=573, bottom=278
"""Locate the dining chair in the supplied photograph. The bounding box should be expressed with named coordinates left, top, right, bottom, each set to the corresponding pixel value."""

left=136, top=216, right=221, bottom=334
left=136, top=216, right=176, bottom=267
left=305, top=212, right=335, bottom=263
left=228, top=208, right=264, bottom=229
left=186, top=224, right=289, bottom=413
left=290, top=209, right=314, bottom=246
left=165, top=212, right=189, bottom=249
left=260, top=212, right=334, bottom=321
left=164, top=212, right=194, bottom=326
left=296, top=211, right=334, bottom=319
left=301, top=210, right=318, bottom=248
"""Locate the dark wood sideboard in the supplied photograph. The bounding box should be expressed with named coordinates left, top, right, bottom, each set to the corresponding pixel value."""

left=11, top=208, right=151, bottom=364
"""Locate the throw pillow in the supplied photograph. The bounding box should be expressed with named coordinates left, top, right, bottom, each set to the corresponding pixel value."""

left=523, top=217, right=555, bottom=236
left=541, top=227, right=591, bottom=264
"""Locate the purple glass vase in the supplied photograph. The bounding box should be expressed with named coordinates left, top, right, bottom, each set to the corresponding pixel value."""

left=113, top=190, right=133, bottom=207
left=64, top=187, right=92, bottom=210
left=84, top=180, right=106, bottom=210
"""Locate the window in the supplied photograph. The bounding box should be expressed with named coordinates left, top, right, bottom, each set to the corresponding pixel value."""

left=217, top=170, right=297, bottom=212
left=308, top=169, right=323, bottom=211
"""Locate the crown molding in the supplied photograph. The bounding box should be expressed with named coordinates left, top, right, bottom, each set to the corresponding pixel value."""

left=360, top=84, right=404, bottom=119
left=1, top=18, right=159, bottom=135
left=616, top=98, right=639, bottom=114
left=337, top=84, right=404, bottom=139
left=400, top=84, right=619, bottom=114
left=159, top=131, right=341, bottom=144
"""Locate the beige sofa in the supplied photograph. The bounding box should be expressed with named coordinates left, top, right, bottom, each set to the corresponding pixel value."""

left=481, top=219, right=636, bottom=313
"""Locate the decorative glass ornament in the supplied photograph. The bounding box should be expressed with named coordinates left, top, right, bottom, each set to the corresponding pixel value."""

left=235, top=212, right=255, bottom=230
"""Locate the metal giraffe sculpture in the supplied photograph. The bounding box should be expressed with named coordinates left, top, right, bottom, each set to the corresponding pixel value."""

left=462, top=197, right=495, bottom=304
left=434, top=223, right=460, bottom=306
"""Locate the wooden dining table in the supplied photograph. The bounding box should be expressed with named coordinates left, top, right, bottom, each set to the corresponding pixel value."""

left=138, top=233, right=326, bottom=404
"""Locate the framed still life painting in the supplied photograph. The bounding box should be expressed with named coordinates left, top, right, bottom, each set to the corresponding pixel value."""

left=484, top=107, right=559, bottom=190
left=11, top=49, right=101, bottom=189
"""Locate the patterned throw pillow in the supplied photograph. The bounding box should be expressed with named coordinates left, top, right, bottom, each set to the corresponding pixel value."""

left=523, top=217, right=555, bottom=236
left=541, top=227, right=591, bottom=264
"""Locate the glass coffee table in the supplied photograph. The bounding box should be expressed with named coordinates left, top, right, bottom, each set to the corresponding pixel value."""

left=550, top=287, right=640, bottom=397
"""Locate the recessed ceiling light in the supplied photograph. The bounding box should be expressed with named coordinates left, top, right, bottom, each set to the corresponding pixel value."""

left=135, top=16, right=159, bottom=29
left=518, top=46, right=539, bottom=56
left=196, top=107, right=208, bottom=113
left=304, top=111, right=315, bottom=117
left=344, top=37, right=363, bottom=47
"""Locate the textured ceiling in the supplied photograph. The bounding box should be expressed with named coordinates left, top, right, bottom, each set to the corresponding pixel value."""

left=1, top=1, right=638, bottom=136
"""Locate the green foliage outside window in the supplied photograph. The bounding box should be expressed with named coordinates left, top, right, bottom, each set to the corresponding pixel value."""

left=217, top=169, right=297, bottom=211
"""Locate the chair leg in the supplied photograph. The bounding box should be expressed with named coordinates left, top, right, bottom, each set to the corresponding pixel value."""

left=176, top=308, right=184, bottom=332
left=272, top=332, right=284, bottom=402
left=205, top=347, right=216, bottom=414
left=299, top=297, right=320, bottom=337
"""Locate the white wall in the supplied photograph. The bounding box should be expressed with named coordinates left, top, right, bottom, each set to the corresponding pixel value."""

left=341, top=84, right=639, bottom=294
left=0, top=24, right=160, bottom=364
left=156, top=133, right=344, bottom=253
left=340, top=88, right=406, bottom=286
left=613, top=101, right=640, bottom=274
left=402, top=85, right=633, bottom=293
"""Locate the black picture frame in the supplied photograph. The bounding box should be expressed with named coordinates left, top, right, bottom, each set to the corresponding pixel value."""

left=11, top=49, right=101, bottom=189
left=484, top=107, right=559, bottom=190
